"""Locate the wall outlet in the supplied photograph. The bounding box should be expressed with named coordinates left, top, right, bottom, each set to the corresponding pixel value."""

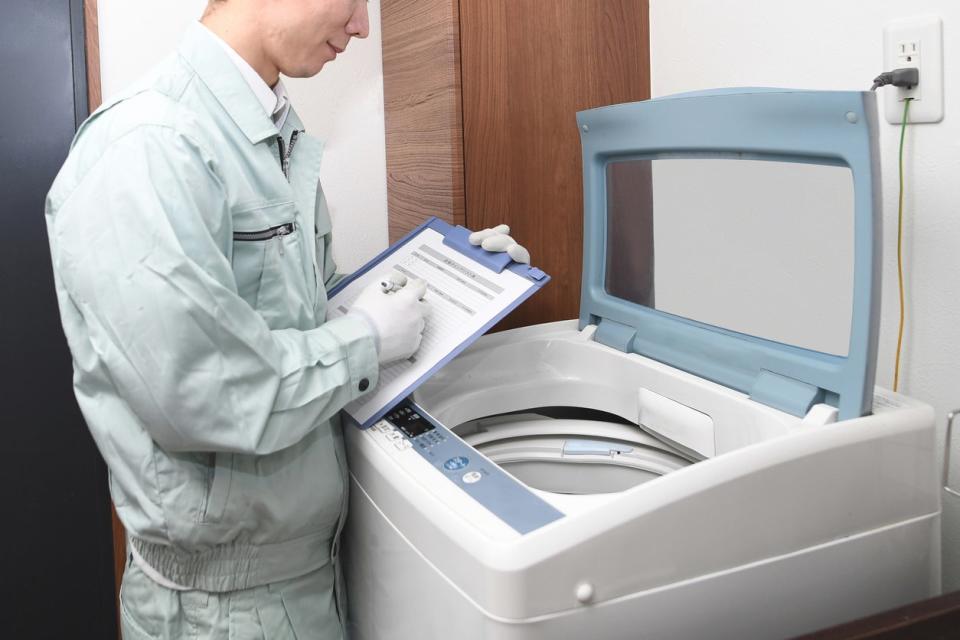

left=883, top=16, right=943, bottom=124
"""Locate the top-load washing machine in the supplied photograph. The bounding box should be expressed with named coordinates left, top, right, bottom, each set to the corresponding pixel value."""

left=342, top=88, right=941, bottom=640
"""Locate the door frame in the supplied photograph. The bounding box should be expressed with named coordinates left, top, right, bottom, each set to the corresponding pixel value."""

left=81, top=0, right=125, bottom=619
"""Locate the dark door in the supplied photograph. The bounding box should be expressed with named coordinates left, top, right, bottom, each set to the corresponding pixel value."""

left=0, top=1, right=117, bottom=636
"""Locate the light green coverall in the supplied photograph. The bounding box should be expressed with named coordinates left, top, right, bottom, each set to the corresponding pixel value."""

left=45, top=23, right=379, bottom=639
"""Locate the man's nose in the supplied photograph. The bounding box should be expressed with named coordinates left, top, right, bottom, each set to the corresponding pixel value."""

left=348, top=1, right=370, bottom=39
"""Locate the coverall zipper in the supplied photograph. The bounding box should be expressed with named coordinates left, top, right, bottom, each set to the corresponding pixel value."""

left=233, top=222, right=294, bottom=256
left=232, top=222, right=295, bottom=242
left=276, top=130, right=302, bottom=180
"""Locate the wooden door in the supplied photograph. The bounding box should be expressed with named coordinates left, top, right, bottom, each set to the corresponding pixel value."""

left=382, top=0, right=466, bottom=241
left=382, top=0, right=650, bottom=327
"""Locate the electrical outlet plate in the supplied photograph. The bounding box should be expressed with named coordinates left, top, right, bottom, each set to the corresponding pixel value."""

left=883, top=16, right=943, bottom=124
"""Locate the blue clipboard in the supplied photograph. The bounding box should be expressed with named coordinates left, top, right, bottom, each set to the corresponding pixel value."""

left=328, top=217, right=550, bottom=428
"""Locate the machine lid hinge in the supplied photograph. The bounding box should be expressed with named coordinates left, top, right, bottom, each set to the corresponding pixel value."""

left=749, top=370, right=825, bottom=418
left=594, top=317, right=638, bottom=353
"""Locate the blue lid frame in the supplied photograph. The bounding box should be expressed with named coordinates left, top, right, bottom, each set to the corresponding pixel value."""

left=577, top=89, right=881, bottom=420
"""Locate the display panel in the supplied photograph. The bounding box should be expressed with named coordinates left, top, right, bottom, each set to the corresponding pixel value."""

left=387, top=403, right=436, bottom=438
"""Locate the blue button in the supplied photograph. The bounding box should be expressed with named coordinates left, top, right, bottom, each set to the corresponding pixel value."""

left=443, top=456, right=469, bottom=471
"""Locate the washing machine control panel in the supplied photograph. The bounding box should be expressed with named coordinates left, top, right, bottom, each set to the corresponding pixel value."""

left=379, top=399, right=565, bottom=535
left=386, top=405, right=436, bottom=438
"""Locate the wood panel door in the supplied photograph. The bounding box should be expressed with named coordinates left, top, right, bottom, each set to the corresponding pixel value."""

left=459, top=0, right=650, bottom=328
left=382, top=0, right=466, bottom=242
left=382, top=0, right=650, bottom=328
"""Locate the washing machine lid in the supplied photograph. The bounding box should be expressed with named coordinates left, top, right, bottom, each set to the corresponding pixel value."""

left=576, top=88, right=880, bottom=420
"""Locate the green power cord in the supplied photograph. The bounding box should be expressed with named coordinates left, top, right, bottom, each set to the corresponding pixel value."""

left=893, top=97, right=912, bottom=392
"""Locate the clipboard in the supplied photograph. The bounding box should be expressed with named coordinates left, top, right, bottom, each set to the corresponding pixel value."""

left=327, top=217, right=550, bottom=428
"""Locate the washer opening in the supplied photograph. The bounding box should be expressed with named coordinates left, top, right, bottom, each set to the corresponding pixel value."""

left=452, top=407, right=695, bottom=496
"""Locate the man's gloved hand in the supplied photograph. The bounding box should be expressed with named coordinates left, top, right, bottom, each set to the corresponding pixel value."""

left=468, top=223, right=531, bottom=264
left=350, top=273, right=429, bottom=365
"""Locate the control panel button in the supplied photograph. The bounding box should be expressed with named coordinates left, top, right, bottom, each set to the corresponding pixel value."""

left=443, top=456, right=469, bottom=471
left=462, top=471, right=482, bottom=484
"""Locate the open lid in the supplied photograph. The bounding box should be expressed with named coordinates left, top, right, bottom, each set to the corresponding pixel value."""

left=577, top=88, right=881, bottom=420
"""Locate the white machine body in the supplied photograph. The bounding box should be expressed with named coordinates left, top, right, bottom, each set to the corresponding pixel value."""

left=344, top=321, right=940, bottom=640
left=344, top=89, right=941, bottom=639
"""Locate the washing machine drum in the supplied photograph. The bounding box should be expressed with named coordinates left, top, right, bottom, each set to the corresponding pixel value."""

left=454, top=410, right=694, bottom=500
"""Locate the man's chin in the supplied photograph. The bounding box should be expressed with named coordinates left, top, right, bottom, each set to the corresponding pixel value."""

left=282, top=59, right=330, bottom=79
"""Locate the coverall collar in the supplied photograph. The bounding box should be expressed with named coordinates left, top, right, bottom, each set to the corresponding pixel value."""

left=178, top=22, right=281, bottom=145
left=283, top=104, right=307, bottom=136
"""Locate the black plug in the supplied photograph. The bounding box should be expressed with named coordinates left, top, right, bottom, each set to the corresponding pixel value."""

left=871, top=67, right=920, bottom=91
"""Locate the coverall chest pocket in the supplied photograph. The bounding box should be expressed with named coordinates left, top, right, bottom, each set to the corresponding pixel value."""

left=231, top=202, right=314, bottom=329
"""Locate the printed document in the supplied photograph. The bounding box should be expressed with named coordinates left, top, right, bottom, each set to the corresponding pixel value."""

left=327, top=227, right=536, bottom=426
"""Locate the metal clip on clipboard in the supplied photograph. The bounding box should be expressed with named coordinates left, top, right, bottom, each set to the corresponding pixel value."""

left=442, top=224, right=548, bottom=281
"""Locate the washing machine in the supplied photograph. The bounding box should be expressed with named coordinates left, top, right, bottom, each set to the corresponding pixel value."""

left=342, top=88, right=941, bottom=640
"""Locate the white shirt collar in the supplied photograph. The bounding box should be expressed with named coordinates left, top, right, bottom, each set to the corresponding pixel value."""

left=201, top=23, right=290, bottom=129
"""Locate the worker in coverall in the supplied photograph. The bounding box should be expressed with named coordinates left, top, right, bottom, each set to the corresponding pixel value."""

left=45, top=1, right=435, bottom=638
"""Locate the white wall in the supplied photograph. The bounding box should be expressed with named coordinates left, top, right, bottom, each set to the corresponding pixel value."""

left=97, top=0, right=388, bottom=272
left=651, top=0, right=960, bottom=589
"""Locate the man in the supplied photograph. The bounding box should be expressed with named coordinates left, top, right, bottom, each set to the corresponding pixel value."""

left=45, top=1, right=430, bottom=637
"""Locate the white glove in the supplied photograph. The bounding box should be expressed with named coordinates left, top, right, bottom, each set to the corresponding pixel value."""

left=468, top=223, right=531, bottom=264
left=350, top=273, right=429, bottom=365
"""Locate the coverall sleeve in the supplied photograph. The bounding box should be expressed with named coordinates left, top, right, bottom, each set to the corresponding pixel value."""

left=321, top=232, right=346, bottom=291
left=313, top=186, right=346, bottom=291
left=50, top=125, right=379, bottom=455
